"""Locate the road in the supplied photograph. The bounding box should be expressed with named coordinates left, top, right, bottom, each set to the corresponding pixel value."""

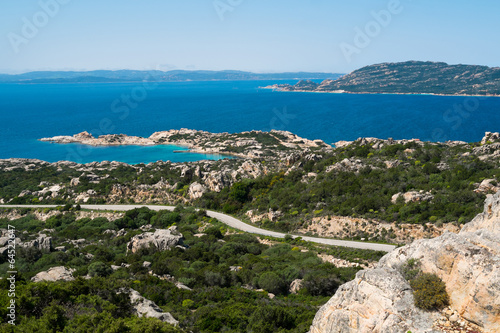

left=1, top=204, right=397, bottom=252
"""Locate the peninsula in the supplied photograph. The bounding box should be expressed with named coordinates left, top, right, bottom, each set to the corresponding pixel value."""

left=265, top=61, right=500, bottom=96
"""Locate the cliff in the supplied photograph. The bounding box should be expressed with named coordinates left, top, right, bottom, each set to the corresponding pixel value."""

left=310, top=191, right=500, bottom=333
left=267, top=61, right=500, bottom=96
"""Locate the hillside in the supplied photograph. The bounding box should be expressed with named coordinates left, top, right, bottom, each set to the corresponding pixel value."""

left=266, top=61, right=500, bottom=96
left=0, top=70, right=341, bottom=84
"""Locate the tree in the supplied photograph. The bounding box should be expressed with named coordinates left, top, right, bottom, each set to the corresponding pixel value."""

left=88, top=261, right=113, bottom=278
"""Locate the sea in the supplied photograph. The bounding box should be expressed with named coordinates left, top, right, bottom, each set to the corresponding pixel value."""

left=1, top=80, right=500, bottom=164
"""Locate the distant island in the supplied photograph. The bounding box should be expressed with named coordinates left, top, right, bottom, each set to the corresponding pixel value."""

left=264, top=61, right=500, bottom=96
left=0, top=70, right=341, bottom=84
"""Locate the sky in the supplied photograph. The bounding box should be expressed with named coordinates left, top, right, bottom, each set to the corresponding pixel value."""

left=0, top=0, right=499, bottom=74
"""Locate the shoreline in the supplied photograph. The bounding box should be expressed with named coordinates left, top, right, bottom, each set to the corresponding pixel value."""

left=260, top=86, right=500, bottom=98
left=38, top=129, right=332, bottom=161
left=41, top=140, right=241, bottom=160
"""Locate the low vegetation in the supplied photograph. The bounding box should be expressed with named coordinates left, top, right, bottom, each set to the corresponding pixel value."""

left=0, top=207, right=378, bottom=332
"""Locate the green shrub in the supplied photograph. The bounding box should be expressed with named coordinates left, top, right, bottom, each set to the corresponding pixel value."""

left=258, top=271, right=286, bottom=295
left=88, top=261, right=113, bottom=278
left=399, top=258, right=421, bottom=281
left=410, top=273, right=449, bottom=310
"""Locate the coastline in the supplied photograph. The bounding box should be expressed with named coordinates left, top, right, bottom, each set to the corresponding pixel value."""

left=38, top=129, right=332, bottom=161
left=260, top=86, right=500, bottom=98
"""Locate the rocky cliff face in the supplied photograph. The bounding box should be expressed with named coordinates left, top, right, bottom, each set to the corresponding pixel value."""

left=310, top=192, right=500, bottom=333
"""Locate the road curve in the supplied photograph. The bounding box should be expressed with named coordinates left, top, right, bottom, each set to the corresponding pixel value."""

left=1, top=204, right=397, bottom=252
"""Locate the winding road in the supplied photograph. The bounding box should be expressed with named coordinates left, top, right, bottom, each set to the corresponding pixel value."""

left=1, top=204, right=397, bottom=252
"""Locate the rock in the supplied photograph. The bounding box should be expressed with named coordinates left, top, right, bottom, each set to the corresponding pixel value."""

left=310, top=268, right=439, bottom=333
left=175, top=282, right=192, bottom=291
left=237, top=160, right=265, bottom=178
left=188, top=182, right=207, bottom=199
left=204, top=171, right=226, bottom=192
left=384, top=160, right=400, bottom=168
left=143, top=261, right=151, bottom=268
left=126, top=289, right=178, bottom=325
left=461, top=192, right=500, bottom=234
left=127, top=226, right=183, bottom=253
left=289, top=279, right=303, bottom=294
left=70, top=177, right=80, bottom=186
left=0, top=236, right=9, bottom=247
left=391, top=190, right=434, bottom=204
left=116, top=229, right=127, bottom=237
left=285, top=153, right=302, bottom=166
left=229, top=266, right=242, bottom=272
left=111, top=265, right=121, bottom=271
left=140, top=224, right=153, bottom=231
left=326, top=158, right=370, bottom=174
left=21, top=233, right=52, bottom=251
left=475, top=178, right=500, bottom=194
left=31, top=266, right=75, bottom=282
left=267, top=208, right=282, bottom=222
left=310, top=191, right=500, bottom=333
left=481, top=131, right=500, bottom=145
left=54, top=246, right=66, bottom=252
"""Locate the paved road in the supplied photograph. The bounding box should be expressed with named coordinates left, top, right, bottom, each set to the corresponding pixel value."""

left=1, top=204, right=397, bottom=252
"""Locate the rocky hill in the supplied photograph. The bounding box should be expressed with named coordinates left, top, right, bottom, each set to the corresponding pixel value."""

left=266, top=61, right=500, bottom=96
left=309, top=191, right=500, bottom=333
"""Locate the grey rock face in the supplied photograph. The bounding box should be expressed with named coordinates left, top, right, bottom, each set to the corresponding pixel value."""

left=126, top=226, right=183, bottom=253
left=310, top=268, right=441, bottom=333
left=127, top=289, right=179, bottom=326
left=31, top=266, right=75, bottom=282
left=20, top=233, right=52, bottom=251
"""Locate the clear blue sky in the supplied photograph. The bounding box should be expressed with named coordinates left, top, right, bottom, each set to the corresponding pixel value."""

left=1, top=0, right=499, bottom=74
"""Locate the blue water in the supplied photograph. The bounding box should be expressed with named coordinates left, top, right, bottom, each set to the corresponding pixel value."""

left=1, top=80, right=500, bottom=164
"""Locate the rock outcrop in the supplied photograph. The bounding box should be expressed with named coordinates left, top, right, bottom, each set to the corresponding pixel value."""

left=310, top=192, right=500, bottom=333
left=31, top=266, right=75, bottom=282
left=126, top=289, right=178, bottom=325
left=20, top=233, right=52, bottom=251
left=391, top=190, right=434, bottom=204
left=126, top=226, right=183, bottom=253
left=188, top=182, right=207, bottom=199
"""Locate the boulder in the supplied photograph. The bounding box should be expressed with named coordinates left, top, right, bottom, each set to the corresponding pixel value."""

left=203, top=171, right=226, bottom=192
left=127, top=289, right=178, bottom=325
left=310, top=268, right=439, bottom=333
left=31, top=266, right=75, bottom=282
left=391, top=190, right=434, bottom=204
left=289, top=279, right=303, bottom=294
left=126, top=226, right=183, bottom=253
left=188, top=182, right=207, bottom=199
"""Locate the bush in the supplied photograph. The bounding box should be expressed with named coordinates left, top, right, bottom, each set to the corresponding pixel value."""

left=258, top=271, right=286, bottom=295
left=410, top=273, right=449, bottom=310
left=399, top=258, right=421, bottom=281
left=88, top=261, right=113, bottom=278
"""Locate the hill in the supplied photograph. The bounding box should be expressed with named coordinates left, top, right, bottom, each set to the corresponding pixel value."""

left=0, top=70, right=342, bottom=83
left=267, top=61, right=500, bottom=96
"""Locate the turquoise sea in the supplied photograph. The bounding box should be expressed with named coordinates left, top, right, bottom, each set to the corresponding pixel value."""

left=1, top=80, right=500, bottom=164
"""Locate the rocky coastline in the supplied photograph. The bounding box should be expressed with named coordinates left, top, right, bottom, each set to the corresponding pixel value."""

left=39, top=128, right=331, bottom=159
